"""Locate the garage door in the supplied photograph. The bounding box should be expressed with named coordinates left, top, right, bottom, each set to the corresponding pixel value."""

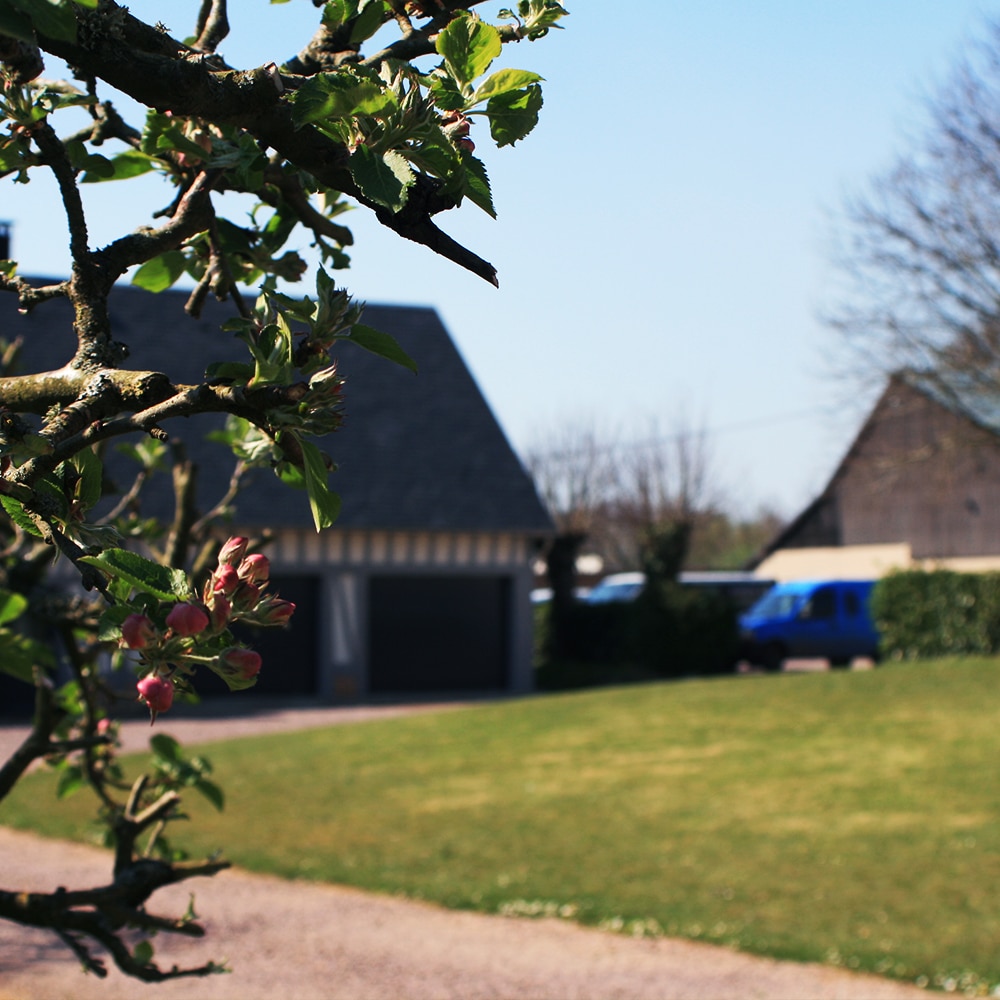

left=368, top=575, right=509, bottom=693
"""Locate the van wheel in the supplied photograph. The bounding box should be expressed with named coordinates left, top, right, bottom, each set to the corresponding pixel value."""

left=760, top=642, right=785, bottom=672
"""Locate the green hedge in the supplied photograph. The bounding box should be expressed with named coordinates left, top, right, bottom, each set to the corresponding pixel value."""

left=536, top=525, right=741, bottom=688
left=872, top=569, right=1000, bottom=660
left=534, top=586, right=740, bottom=688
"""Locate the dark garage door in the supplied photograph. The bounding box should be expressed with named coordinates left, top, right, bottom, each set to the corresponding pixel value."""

left=368, top=575, right=509, bottom=693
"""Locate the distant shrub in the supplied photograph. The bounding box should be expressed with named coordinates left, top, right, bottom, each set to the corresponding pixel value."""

left=872, top=569, right=1000, bottom=660
left=632, top=580, right=740, bottom=677
left=534, top=524, right=742, bottom=689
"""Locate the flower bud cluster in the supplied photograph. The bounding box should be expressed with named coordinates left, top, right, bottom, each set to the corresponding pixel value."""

left=441, top=110, right=475, bottom=153
left=201, top=539, right=296, bottom=629
left=121, top=536, right=296, bottom=722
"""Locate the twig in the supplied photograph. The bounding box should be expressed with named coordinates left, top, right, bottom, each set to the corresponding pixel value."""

left=193, top=0, right=230, bottom=54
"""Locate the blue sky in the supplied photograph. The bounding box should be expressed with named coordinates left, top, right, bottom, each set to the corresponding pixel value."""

left=5, top=1, right=997, bottom=518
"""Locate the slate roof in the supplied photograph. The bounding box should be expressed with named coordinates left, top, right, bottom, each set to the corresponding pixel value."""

left=2, top=281, right=553, bottom=535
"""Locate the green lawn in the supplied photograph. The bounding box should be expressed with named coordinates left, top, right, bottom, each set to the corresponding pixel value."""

left=4, top=659, right=1000, bottom=993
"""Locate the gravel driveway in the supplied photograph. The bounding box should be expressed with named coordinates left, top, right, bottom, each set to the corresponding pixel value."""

left=0, top=703, right=928, bottom=1000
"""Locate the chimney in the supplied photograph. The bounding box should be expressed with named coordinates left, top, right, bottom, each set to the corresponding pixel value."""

left=0, top=221, right=10, bottom=260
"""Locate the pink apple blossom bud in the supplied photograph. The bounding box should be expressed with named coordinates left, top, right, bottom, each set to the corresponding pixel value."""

left=238, top=553, right=270, bottom=584
left=212, top=563, right=240, bottom=595
left=121, top=613, right=156, bottom=650
left=217, top=536, right=249, bottom=567
left=256, top=598, right=296, bottom=626
left=97, top=718, right=112, bottom=735
left=218, top=647, right=262, bottom=680
left=166, top=602, right=209, bottom=637
left=206, top=589, right=231, bottom=631
left=441, top=110, right=471, bottom=138
left=232, top=581, right=261, bottom=610
left=136, top=674, right=174, bottom=719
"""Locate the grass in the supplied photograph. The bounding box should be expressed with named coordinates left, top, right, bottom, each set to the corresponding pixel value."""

left=4, top=658, right=1000, bottom=993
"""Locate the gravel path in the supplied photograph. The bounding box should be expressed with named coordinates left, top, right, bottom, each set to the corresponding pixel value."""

left=0, top=704, right=928, bottom=1000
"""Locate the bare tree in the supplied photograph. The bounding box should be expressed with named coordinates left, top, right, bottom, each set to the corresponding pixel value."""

left=526, top=412, right=721, bottom=574
left=826, top=17, right=1000, bottom=421
left=605, top=414, right=717, bottom=567
left=524, top=421, right=618, bottom=539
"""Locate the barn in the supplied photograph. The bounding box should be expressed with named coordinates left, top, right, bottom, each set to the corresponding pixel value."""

left=754, top=372, right=1000, bottom=581
left=4, top=282, right=553, bottom=703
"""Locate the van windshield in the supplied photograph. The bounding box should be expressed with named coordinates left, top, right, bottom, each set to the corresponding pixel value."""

left=746, top=589, right=802, bottom=619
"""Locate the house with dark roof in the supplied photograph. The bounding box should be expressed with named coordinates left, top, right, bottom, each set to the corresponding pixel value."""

left=3, top=283, right=553, bottom=701
left=753, top=372, right=1000, bottom=581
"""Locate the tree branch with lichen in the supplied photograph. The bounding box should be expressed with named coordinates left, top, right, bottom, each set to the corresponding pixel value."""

left=33, top=2, right=502, bottom=283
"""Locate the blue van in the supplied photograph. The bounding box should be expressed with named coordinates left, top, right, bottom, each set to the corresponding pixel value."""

left=738, top=580, right=880, bottom=671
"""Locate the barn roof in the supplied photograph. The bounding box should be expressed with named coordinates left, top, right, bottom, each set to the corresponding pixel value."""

left=749, top=369, right=1000, bottom=565
left=2, top=281, right=553, bottom=535
left=897, top=368, right=1000, bottom=435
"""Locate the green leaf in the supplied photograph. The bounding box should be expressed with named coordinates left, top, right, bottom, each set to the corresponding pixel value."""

left=275, top=461, right=306, bottom=490
left=150, top=733, right=182, bottom=762
left=340, top=322, right=417, bottom=373
left=0, top=139, right=30, bottom=174
left=82, top=150, right=155, bottom=183
left=66, top=520, right=123, bottom=553
left=116, top=437, right=167, bottom=472
left=405, top=135, right=460, bottom=184
left=56, top=765, right=86, bottom=799
left=78, top=549, right=192, bottom=602
left=298, top=438, right=341, bottom=531
left=70, top=446, right=103, bottom=513
left=320, top=0, right=354, bottom=26
left=427, top=72, right=466, bottom=112
left=0, top=3, right=36, bottom=42
left=436, top=13, right=501, bottom=89
left=131, top=251, right=187, bottom=293
left=471, top=68, right=543, bottom=105
left=206, top=658, right=260, bottom=692
left=290, top=73, right=395, bottom=127
left=132, top=940, right=155, bottom=967
left=0, top=628, right=53, bottom=682
left=348, top=146, right=413, bottom=213
left=0, top=590, right=27, bottom=627
left=349, top=0, right=387, bottom=43
left=205, top=361, right=254, bottom=384
left=0, top=496, right=43, bottom=537
left=487, top=84, right=543, bottom=147
left=8, top=0, right=78, bottom=43
left=81, top=154, right=115, bottom=180
left=461, top=155, right=496, bottom=218
left=196, top=778, right=225, bottom=811
left=97, top=604, right=134, bottom=643
left=154, top=128, right=211, bottom=162
left=500, top=0, right=568, bottom=39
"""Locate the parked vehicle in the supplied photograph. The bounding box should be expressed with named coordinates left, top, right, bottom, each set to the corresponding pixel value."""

left=738, top=579, right=880, bottom=671
left=582, top=572, right=646, bottom=604
left=583, top=571, right=774, bottom=613
left=531, top=586, right=592, bottom=604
